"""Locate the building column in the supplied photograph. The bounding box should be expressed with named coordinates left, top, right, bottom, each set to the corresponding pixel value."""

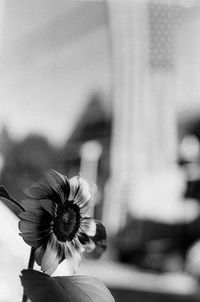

left=104, top=1, right=179, bottom=234
left=103, top=1, right=149, bottom=234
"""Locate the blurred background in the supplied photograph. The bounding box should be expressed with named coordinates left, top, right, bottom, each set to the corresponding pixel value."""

left=1, top=0, right=200, bottom=301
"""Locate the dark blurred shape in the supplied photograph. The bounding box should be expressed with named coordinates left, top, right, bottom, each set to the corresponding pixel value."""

left=111, top=287, right=196, bottom=302
left=60, top=94, right=111, bottom=169
left=114, top=216, right=200, bottom=273
left=186, top=118, right=200, bottom=143
left=85, top=219, right=107, bottom=259
left=178, top=116, right=200, bottom=166
left=59, top=93, right=112, bottom=219
left=184, top=178, right=200, bottom=201
left=0, top=131, right=57, bottom=213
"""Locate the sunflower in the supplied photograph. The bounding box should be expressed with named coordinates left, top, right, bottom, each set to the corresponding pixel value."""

left=18, top=170, right=106, bottom=275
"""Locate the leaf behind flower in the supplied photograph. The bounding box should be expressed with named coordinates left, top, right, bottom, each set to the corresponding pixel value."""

left=21, top=269, right=115, bottom=302
left=0, top=185, right=24, bottom=212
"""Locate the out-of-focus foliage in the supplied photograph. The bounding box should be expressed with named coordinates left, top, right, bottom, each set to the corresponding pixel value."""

left=0, top=133, right=58, bottom=212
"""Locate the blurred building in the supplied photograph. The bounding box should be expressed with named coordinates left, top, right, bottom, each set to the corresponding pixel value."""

left=59, top=93, right=112, bottom=218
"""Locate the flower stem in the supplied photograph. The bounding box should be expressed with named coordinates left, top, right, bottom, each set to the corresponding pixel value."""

left=22, top=247, right=35, bottom=302
left=27, top=247, right=35, bottom=269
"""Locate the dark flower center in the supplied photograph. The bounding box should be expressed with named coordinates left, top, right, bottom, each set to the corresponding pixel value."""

left=53, top=202, right=81, bottom=242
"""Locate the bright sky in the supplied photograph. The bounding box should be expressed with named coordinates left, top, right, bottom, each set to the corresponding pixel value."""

left=0, top=0, right=110, bottom=146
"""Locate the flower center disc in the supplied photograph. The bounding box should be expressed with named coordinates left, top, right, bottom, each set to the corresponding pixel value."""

left=53, top=203, right=81, bottom=242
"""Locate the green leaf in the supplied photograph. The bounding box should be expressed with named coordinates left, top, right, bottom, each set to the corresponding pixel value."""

left=20, top=269, right=115, bottom=302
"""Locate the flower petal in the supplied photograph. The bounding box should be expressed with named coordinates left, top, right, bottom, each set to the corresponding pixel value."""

left=64, top=246, right=81, bottom=275
left=24, top=183, right=52, bottom=200
left=78, top=233, right=95, bottom=252
left=92, top=220, right=106, bottom=242
left=19, top=231, right=49, bottom=239
left=18, top=209, right=52, bottom=224
left=20, top=199, right=41, bottom=212
left=80, top=218, right=96, bottom=237
left=88, top=220, right=107, bottom=258
left=83, top=239, right=95, bottom=253
left=35, top=245, right=46, bottom=265
left=41, top=235, right=61, bottom=275
left=45, top=170, right=70, bottom=203
left=39, top=199, right=56, bottom=217
left=24, top=170, right=69, bottom=205
left=45, top=257, right=60, bottom=275
left=73, top=177, right=91, bottom=206
left=64, top=241, right=76, bottom=258
left=19, top=230, right=51, bottom=248
left=79, top=197, right=94, bottom=215
left=68, top=176, right=79, bottom=201
left=19, top=220, right=50, bottom=233
left=19, top=236, right=42, bottom=248
left=70, top=178, right=96, bottom=216
left=79, top=183, right=97, bottom=215
left=71, top=237, right=85, bottom=253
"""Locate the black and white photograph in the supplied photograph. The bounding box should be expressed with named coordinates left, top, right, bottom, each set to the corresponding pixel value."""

left=0, top=0, right=200, bottom=301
